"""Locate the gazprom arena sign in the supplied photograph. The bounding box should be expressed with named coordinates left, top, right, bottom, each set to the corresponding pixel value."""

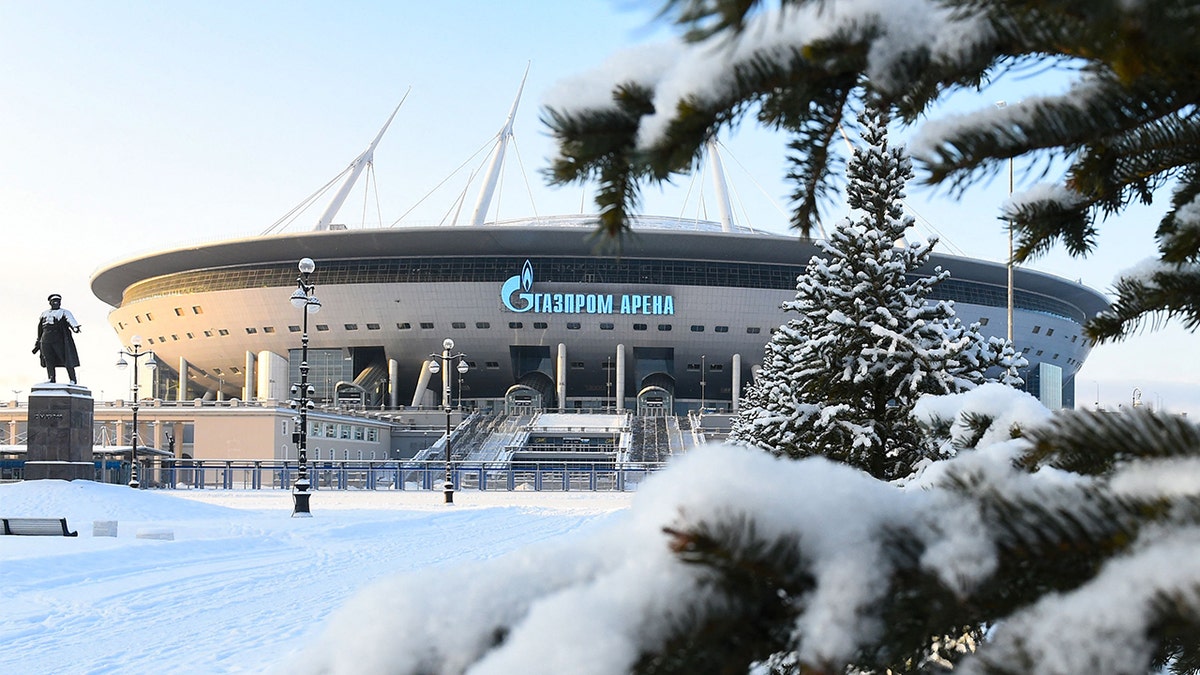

left=500, top=260, right=675, bottom=315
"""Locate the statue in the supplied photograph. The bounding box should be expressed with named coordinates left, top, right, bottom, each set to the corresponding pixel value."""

left=33, top=293, right=82, bottom=384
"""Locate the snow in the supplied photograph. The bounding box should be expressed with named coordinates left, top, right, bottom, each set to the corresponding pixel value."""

left=0, top=481, right=632, bottom=674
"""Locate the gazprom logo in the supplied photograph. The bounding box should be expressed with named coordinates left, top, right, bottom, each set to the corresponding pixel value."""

left=500, top=260, right=536, bottom=312
left=500, top=259, right=675, bottom=315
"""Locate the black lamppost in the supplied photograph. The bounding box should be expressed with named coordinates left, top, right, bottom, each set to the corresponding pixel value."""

left=288, top=257, right=321, bottom=517
left=116, top=334, right=156, bottom=489
left=428, top=338, right=468, bottom=504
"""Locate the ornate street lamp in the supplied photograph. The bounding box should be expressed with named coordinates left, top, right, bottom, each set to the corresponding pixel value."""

left=116, top=335, right=156, bottom=489
left=288, top=257, right=321, bottom=517
left=428, top=338, right=468, bottom=504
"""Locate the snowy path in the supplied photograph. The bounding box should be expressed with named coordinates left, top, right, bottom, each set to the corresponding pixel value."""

left=0, top=483, right=632, bottom=674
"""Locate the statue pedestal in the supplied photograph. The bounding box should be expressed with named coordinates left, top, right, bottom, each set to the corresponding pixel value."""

left=25, top=383, right=94, bottom=481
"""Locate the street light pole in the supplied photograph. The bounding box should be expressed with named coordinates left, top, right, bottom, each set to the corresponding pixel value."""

left=428, top=338, right=468, bottom=504
left=700, top=354, right=707, bottom=413
left=116, top=335, right=157, bottom=489
left=288, top=258, right=321, bottom=517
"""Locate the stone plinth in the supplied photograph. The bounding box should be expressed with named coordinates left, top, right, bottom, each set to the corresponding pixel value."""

left=25, top=383, right=94, bottom=481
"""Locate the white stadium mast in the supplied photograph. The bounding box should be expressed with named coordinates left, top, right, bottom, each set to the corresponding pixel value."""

left=469, top=63, right=530, bottom=226
left=313, top=93, right=408, bottom=231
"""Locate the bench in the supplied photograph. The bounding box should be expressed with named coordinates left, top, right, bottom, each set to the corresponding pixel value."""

left=1, top=517, right=78, bottom=537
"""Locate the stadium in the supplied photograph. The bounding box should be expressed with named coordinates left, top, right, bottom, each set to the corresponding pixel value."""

left=72, top=100, right=1111, bottom=474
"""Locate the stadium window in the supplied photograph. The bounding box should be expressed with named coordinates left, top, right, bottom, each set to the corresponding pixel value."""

left=1032, top=325, right=1041, bottom=334
left=690, top=325, right=704, bottom=332
left=146, top=313, right=154, bottom=322
left=508, top=321, right=523, bottom=329
left=246, top=327, right=258, bottom=334
left=263, top=326, right=275, bottom=333
left=213, top=368, right=223, bottom=376
left=687, top=363, right=701, bottom=372
left=345, top=324, right=359, bottom=331
left=978, top=317, right=989, bottom=326
left=218, top=329, right=229, bottom=336
left=1052, top=353, right=1059, bottom=360
left=710, top=364, right=724, bottom=372
left=714, top=325, right=729, bottom=333
left=174, top=308, right=184, bottom=316
left=600, top=322, right=614, bottom=330
left=1046, top=328, right=1055, bottom=336
left=1035, top=350, right=1044, bottom=356
left=158, top=336, right=166, bottom=343
left=485, top=362, right=500, bottom=369
left=452, top=322, right=466, bottom=329
left=146, top=338, right=154, bottom=344
left=1071, top=335, right=1078, bottom=343
left=366, top=323, right=380, bottom=331
left=476, top=322, right=490, bottom=329
left=171, top=335, right=179, bottom=341
left=289, top=325, right=301, bottom=333
left=747, top=327, right=761, bottom=334
left=231, top=367, right=241, bottom=374
left=657, top=324, right=672, bottom=331
left=567, top=322, right=581, bottom=330
left=397, top=322, right=411, bottom=330
left=633, top=323, right=647, bottom=331
left=203, top=330, right=213, bottom=337
left=420, top=322, right=435, bottom=329
left=186, top=332, right=195, bottom=339
left=316, top=324, right=330, bottom=332
left=570, top=361, right=585, bottom=369
left=135, top=316, right=142, bottom=324
left=533, top=322, right=548, bottom=329
left=192, top=306, right=203, bottom=314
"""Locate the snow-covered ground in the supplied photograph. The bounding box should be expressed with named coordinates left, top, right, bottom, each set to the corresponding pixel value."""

left=0, top=481, right=633, bottom=674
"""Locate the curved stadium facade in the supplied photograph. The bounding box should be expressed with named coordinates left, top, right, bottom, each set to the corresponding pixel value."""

left=90, top=214, right=1109, bottom=414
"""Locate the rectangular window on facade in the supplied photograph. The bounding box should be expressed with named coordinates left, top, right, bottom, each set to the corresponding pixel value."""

left=368, top=429, right=377, bottom=442
left=747, top=327, right=761, bottom=334
left=1046, top=328, right=1054, bottom=336
left=600, top=322, right=614, bottom=330
left=452, top=322, right=466, bottom=329
left=476, top=322, right=490, bottom=329
left=397, top=322, right=411, bottom=330
left=289, top=325, right=301, bottom=333
left=186, top=332, right=195, bottom=339
left=192, top=306, right=203, bottom=314
left=218, top=329, right=229, bottom=336
left=420, top=322, right=435, bottom=329
left=203, top=330, right=213, bottom=337
left=344, top=324, right=359, bottom=331
left=1036, top=350, right=1044, bottom=356
left=366, top=323, right=380, bottom=330
left=979, top=317, right=989, bottom=326
left=570, top=361, right=585, bottom=369
left=263, top=326, right=275, bottom=333
left=534, top=322, right=548, bottom=329
left=354, top=427, right=365, bottom=441
left=1071, top=335, right=1078, bottom=343
left=316, top=325, right=330, bottom=332
left=633, top=323, right=647, bottom=331
left=567, top=322, right=581, bottom=330
left=715, top=325, right=729, bottom=333
left=158, top=336, right=166, bottom=343
left=690, top=325, right=704, bottom=332
left=174, top=308, right=184, bottom=316
left=1032, top=326, right=1042, bottom=334
left=508, top=321, right=523, bottom=329
left=485, top=362, right=500, bottom=369
left=340, top=425, right=351, bottom=439
left=687, top=363, right=701, bottom=371
left=658, top=324, right=673, bottom=331
left=710, top=364, right=724, bottom=372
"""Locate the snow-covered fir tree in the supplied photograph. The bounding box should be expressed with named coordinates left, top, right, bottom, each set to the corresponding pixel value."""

left=732, top=105, right=1023, bottom=480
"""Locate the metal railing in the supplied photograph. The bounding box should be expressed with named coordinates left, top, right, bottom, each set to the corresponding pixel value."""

left=129, top=459, right=667, bottom=492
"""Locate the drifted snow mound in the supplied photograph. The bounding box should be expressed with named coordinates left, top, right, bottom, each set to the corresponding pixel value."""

left=0, top=479, right=239, bottom=523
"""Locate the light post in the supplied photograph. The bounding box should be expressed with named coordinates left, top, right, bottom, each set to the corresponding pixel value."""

left=700, top=354, right=707, bottom=413
left=116, top=335, right=157, bottom=488
left=428, top=338, right=468, bottom=504
left=288, top=257, right=321, bottom=517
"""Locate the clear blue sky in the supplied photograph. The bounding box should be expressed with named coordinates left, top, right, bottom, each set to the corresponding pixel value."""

left=1, top=0, right=1194, bottom=415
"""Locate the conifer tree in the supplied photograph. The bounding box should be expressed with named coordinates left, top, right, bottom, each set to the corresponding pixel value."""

left=732, top=105, right=1023, bottom=480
